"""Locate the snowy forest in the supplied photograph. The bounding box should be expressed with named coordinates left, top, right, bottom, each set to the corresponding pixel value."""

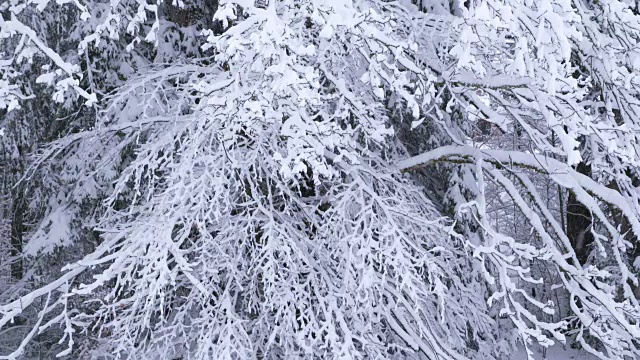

left=3, top=0, right=640, bottom=359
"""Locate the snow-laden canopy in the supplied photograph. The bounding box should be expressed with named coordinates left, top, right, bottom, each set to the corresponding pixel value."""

left=2, top=0, right=640, bottom=359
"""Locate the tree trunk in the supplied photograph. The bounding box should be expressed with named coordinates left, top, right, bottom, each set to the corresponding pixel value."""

left=9, top=193, right=23, bottom=282
left=566, top=161, right=593, bottom=266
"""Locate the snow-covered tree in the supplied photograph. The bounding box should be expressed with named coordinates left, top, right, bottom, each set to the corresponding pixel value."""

left=3, top=0, right=640, bottom=359
left=2, top=0, right=497, bottom=358
left=398, top=0, right=640, bottom=358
